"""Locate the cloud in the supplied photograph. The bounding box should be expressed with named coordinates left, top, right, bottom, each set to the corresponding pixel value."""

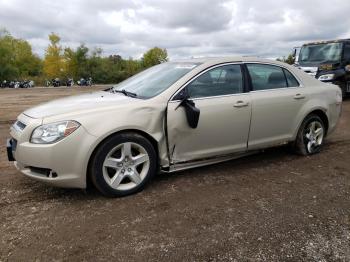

left=0, top=0, right=349, bottom=58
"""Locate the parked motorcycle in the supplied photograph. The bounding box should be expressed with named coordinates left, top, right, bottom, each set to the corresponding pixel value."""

left=19, top=80, right=34, bottom=88
left=66, top=78, right=74, bottom=87
left=52, top=78, right=61, bottom=87
left=1, top=80, right=8, bottom=88
left=77, top=77, right=92, bottom=86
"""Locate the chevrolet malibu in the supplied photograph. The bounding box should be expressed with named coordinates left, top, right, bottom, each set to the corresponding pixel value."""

left=7, top=57, right=342, bottom=197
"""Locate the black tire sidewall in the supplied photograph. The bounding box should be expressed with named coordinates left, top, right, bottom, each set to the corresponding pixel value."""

left=295, top=115, right=324, bottom=155
left=91, top=133, right=157, bottom=197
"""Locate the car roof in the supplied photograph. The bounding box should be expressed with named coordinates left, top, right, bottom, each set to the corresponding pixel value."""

left=171, top=56, right=287, bottom=66
left=303, top=39, right=350, bottom=46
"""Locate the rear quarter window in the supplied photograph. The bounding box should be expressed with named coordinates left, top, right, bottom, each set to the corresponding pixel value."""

left=283, top=69, right=300, bottom=87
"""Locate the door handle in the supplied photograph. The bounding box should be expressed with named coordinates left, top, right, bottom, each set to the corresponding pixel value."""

left=294, top=94, right=305, bottom=100
left=233, top=101, right=249, bottom=108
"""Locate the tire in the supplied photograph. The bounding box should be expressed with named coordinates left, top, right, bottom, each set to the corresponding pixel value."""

left=90, top=133, right=157, bottom=197
left=293, top=114, right=325, bottom=156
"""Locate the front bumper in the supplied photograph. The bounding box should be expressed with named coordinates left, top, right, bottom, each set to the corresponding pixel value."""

left=8, top=115, right=97, bottom=189
left=6, top=138, right=16, bottom=161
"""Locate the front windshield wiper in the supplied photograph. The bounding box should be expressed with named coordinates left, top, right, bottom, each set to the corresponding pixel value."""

left=112, top=89, right=138, bottom=98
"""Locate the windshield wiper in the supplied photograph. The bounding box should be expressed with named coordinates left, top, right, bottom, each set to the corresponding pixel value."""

left=113, top=89, right=138, bottom=98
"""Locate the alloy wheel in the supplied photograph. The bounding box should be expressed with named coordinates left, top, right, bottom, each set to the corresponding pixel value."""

left=304, top=121, right=324, bottom=153
left=102, top=142, right=150, bottom=191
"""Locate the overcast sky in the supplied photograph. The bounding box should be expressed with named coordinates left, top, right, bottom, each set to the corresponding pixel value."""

left=1, top=0, right=349, bottom=59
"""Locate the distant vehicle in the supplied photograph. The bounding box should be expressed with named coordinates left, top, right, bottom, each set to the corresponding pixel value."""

left=1, top=80, right=8, bottom=88
left=52, top=78, right=61, bottom=87
left=66, top=78, right=74, bottom=87
left=77, top=77, right=92, bottom=86
left=13, top=81, right=20, bottom=88
left=19, top=80, right=34, bottom=88
left=7, top=57, right=342, bottom=197
left=1, top=80, right=34, bottom=88
left=293, top=38, right=350, bottom=97
left=8, top=81, right=16, bottom=88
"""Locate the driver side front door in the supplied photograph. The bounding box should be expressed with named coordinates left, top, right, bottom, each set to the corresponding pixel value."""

left=166, top=63, right=252, bottom=164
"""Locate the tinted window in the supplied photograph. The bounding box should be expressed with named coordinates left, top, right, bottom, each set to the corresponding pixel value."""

left=284, top=69, right=299, bottom=87
left=187, top=64, right=243, bottom=98
left=247, top=64, right=287, bottom=90
left=344, top=44, right=350, bottom=61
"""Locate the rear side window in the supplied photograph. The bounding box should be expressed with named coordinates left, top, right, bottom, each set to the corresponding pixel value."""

left=247, top=64, right=287, bottom=90
left=283, top=69, right=300, bottom=87
left=247, top=64, right=299, bottom=90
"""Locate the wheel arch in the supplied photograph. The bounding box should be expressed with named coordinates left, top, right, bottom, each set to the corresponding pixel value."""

left=86, top=129, right=160, bottom=188
left=309, top=109, right=329, bottom=134
left=294, top=108, right=329, bottom=140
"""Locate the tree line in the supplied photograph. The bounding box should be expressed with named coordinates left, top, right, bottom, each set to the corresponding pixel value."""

left=0, top=29, right=168, bottom=85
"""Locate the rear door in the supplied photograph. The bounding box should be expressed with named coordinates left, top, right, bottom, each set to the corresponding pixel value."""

left=245, top=63, right=307, bottom=149
left=167, top=63, right=252, bottom=163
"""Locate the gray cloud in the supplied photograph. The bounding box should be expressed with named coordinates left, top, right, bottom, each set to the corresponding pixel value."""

left=0, top=0, right=349, bottom=59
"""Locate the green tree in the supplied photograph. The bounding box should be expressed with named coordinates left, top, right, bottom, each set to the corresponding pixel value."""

left=276, top=54, right=295, bottom=65
left=0, top=29, right=42, bottom=80
left=142, top=47, right=168, bottom=68
left=43, top=33, right=64, bottom=79
left=0, top=29, right=173, bottom=85
left=63, top=47, right=78, bottom=78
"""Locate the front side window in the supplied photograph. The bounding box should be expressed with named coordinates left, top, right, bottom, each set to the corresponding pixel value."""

left=247, top=64, right=288, bottom=90
left=187, top=64, right=243, bottom=98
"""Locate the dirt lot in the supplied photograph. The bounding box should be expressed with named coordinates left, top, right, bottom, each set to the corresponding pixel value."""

left=0, top=87, right=349, bottom=261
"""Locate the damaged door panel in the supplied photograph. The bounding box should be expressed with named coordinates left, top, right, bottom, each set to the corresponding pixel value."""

left=167, top=94, right=252, bottom=163
left=166, top=63, right=252, bottom=164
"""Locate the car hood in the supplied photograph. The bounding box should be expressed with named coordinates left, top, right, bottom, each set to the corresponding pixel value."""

left=23, top=91, right=137, bottom=119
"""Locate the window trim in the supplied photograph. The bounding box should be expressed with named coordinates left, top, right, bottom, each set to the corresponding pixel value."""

left=170, top=62, right=247, bottom=102
left=343, top=43, right=350, bottom=61
left=243, top=62, right=303, bottom=93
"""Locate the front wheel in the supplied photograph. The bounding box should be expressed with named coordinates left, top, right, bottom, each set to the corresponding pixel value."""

left=293, top=114, right=325, bottom=155
left=90, top=133, right=157, bottom=197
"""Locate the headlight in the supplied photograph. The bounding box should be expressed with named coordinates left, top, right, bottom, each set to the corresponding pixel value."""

left=31, top=121, right=80, bottom=144
left=318, top=74, right=335, bottom=81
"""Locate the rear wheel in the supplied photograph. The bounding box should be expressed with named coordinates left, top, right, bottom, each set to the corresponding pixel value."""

left=90, top=133, right=157, bottom=197
left=293, top=114, right=325, bottom=155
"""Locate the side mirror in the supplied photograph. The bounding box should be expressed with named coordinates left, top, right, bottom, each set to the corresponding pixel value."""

left=175, top=88, right=200, bottom=129
left=292, top=48, right=297, bottom=58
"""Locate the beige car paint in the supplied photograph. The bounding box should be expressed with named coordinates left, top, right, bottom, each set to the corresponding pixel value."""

left=9, top=57, right=342, bottom=188
left=168, top=93, right=252, bottom=163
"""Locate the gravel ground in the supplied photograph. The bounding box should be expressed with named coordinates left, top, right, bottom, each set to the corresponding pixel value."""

left=0, top=87, right=349, bottom=261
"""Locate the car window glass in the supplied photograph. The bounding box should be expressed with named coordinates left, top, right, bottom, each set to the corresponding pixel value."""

left=187, top=64, right=243, bottom=98
left=283, top=69, right=300, bottom=87
left=247, top=64, right=288, bottom=90
left=344, top=44, right=350, bottom=61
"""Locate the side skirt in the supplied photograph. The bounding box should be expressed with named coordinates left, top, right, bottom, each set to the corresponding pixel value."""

left=160, top=150, right=260, bottom=173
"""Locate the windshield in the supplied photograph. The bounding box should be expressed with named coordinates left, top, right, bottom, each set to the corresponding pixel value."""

left=112, top=62, right=200, bottom=98
left=299, top=42, right=343, bottom=64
